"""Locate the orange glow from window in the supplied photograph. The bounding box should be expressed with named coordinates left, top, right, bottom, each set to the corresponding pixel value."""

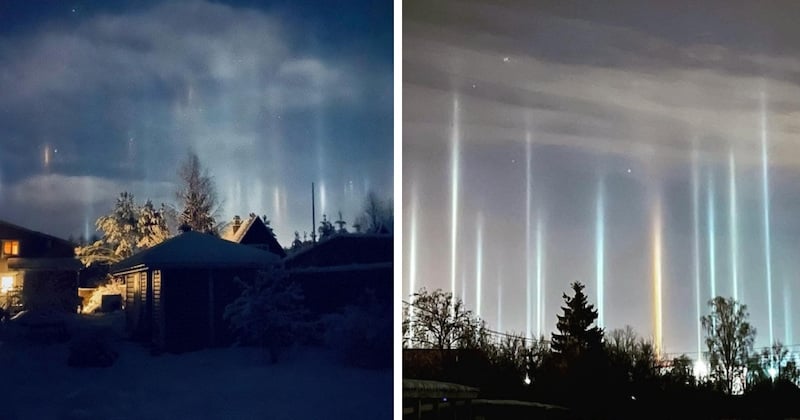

left=3, top=240, right=19, bottom=256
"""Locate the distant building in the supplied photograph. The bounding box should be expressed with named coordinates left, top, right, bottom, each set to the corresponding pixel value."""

left=110, top=231, right=280, bottom=353
left=0, top=220, right=82, bottom=313
left=219, top=214, right=286, bottom=258
left=284, top=233, right=392, bottom=314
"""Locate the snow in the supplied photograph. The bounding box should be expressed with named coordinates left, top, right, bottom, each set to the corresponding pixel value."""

left=0, top=313, right=392, bottom=419
left=110, top=231, right=280, bottom=272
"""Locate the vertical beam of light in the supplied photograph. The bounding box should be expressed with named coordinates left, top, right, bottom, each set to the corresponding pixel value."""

left=476, top=213, right=483, bottom=319
left=595, top=176, right=605, bottom=328
left=728, top=151, right=739, bottom=302
left=43, top=143, right=50, bottom=168
left=707, top=170, right=716, bottom=300
left=408, top=188, right=418, bottom=309
left=760, top=90, right=774, bottom=345
left=320, top=182, right=327, bottom=217
left=450, top=94, right=460, bottom=301
left=536, top=212, right=544, bottom=339
left=784, top=282, right=792, bottom=345
left=652, top=195, right=663, bottom=356
left=526, top=131, right=533, bottom=340
left=692, top=149, right=702, bottom=359
left=497, top=270, right=503, bottom=333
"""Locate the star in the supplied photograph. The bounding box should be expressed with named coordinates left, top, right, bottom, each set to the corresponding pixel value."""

left=626, top=168, right=632, bottom=174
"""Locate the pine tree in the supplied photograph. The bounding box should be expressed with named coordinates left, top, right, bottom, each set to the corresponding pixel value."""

left=137, top=200, right=171, bottom=249
left=551, top=282, right=603, bottom=359
left=176, top=151, right=217, bottom=233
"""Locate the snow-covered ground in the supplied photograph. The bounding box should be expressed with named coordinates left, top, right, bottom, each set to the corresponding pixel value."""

left=0, top=313, right=392, bottom=420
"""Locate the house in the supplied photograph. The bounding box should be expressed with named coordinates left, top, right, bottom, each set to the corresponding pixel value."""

left=283, top=233, right=392, bottom=315
left=219, top=214, right=286, bottom=258
left=0, top=220, right=82, bottom=313
left=109, top=231, right=280, bottom=353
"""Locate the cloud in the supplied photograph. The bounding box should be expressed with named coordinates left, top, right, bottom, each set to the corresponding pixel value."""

left=0, top=0, right=360, bottom=182
left=404, top=1, right=800, bottom=171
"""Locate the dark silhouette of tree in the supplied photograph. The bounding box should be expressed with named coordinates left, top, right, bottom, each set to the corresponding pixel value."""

left=176, top=151, right=218, bottom=234
left=290, top=231, right=303, bottom=251
left=318, top=214, right=335, bottom=239
left=701, top=296, right=755, bottom=394
left=404, top=288, right=488, bottom=358
left=551, top=282, right=603, bottom=359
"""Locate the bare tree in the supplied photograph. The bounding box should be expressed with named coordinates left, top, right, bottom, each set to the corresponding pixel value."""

left=404, top=288, right=487, bottom=358
left=176, top=151, right=218, bottom=233
left=701, top=296, right=756, bottom=394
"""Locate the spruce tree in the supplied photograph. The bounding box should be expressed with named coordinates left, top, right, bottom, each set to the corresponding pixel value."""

left=176, top=151, right=217, bottom=233
left=551, top=282, right=603, bottom=359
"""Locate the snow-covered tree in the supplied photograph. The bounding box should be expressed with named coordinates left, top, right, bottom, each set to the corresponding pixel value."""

left=75, top=193, right=172, bottom=267
left=76, top=192, right=139, bottom=266
left=176, top=151, right=218, bottom=233
left=224, top=268, right=306, bottom=363
left=318, top=214, right=335, bottom=239
left=137, top=200, right=170, bottom=249
left=355, top=191, right=393, bottom=234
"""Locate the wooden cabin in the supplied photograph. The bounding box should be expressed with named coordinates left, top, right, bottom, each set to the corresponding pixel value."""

left=110, top=231, right=280, bottom=353
left=283, top=234, right=392, bottom=315
left=0, top=220, right=82, bottom=313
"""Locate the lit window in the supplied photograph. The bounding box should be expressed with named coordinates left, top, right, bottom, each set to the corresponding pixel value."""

left=3, top=240, right=19, bottom=256
left=1, top=276, right=13, bottom=293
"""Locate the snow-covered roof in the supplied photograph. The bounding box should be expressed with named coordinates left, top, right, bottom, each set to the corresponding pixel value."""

left=110, top=231, right=280, bottom=273
left=219, top=215, right=257, bottom=243
left=7, top=257, right=82, bottom=271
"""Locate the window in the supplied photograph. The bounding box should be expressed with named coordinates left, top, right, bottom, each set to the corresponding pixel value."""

left=1, top=276, right=13, bottom=293
left=2, top=240, right=19, bottom=256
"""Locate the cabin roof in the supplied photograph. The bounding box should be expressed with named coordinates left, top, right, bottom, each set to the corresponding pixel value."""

left=110, top=231, right=279, bottom=273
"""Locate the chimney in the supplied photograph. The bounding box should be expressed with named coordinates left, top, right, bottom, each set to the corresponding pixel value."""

left=232, top=215, right=242, bottom=234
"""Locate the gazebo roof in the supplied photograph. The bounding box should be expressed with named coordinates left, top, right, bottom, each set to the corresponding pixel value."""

left=110, top=231, right=280, bottom=273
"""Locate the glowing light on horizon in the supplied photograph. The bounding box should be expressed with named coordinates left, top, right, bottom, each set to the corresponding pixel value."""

left=707, top=170, right=716, bottom=300
left=595, top=176, right=605, bottom=328
left=526, top=130, right=533, bottom=340
left=760, top=89, right=774, bottom=345
left=728, top=151, right=739, bottom=302
left=536, top=211, right=544, bottom=339
left=692, top=149, right=702, bottom=358
left=652, top=195, right=663, bottom=355
left=476, top=212, right=483, bottom=319
left=450, top=94, right=460, bottom=300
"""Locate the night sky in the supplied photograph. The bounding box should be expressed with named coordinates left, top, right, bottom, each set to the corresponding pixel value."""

left=0, top=0, right=393, bottom=245
left=404, top=0, right=800, bottom=356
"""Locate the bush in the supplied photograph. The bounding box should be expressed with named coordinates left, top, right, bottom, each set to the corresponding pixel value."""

left=324, top=290, right=391, bottom=369
left=224, top=268, right=307, bottom=364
